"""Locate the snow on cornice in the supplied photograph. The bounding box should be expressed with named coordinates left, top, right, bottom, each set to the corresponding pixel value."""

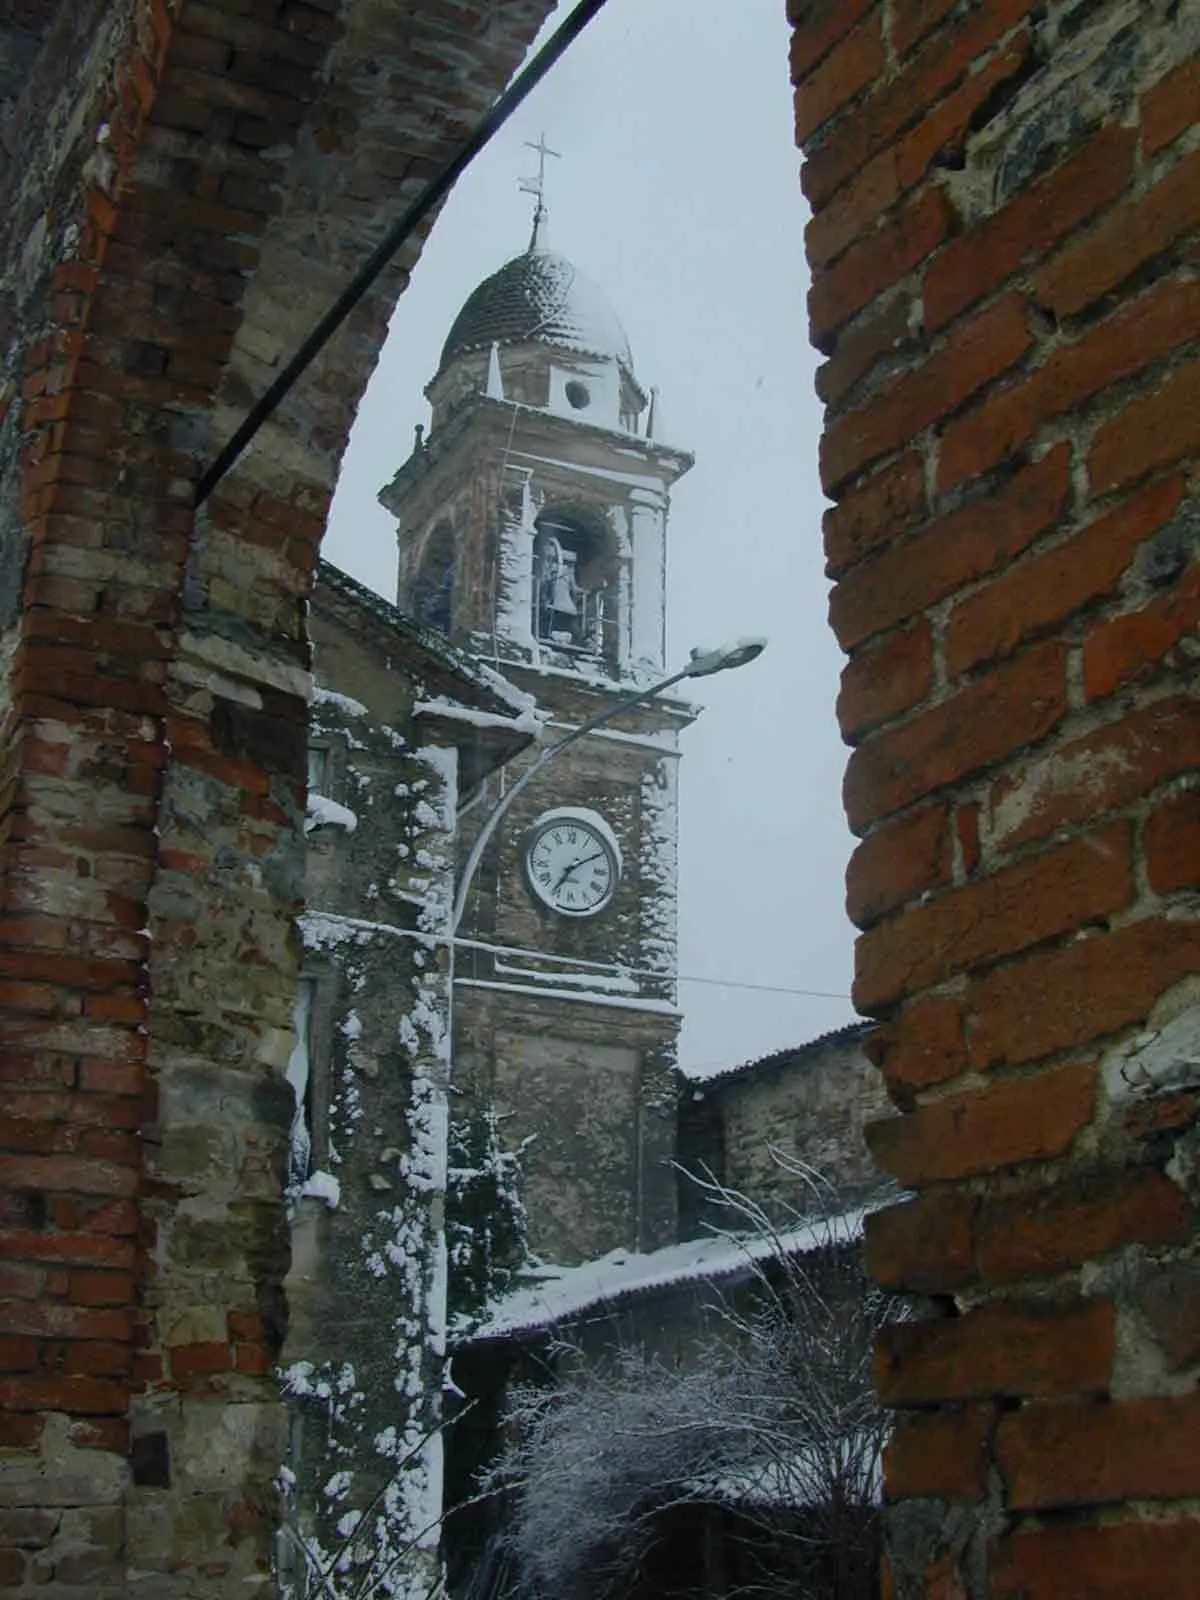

left=311, top=686, right=368, bottom=719
left=305, top=793, right=358, bottom=834
left=412, top=695, right=545, bottom=739
left=513, top=449, right=664, bottom=493
left=454, top=977, right=679, bottom=1017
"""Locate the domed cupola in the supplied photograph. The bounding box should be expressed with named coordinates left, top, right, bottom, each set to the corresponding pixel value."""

left=438, top=248, right=636, bottom=377
left=427, top=245, right=648, bottom=435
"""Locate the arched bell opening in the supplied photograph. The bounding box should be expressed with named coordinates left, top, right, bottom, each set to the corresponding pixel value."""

left=411, top=521, right=455, bottom=634
left=531, top=507, right=617, bottom=662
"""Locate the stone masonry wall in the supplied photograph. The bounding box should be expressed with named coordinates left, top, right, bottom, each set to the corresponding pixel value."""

left=678, top=1027, right=892, bottom=1236
left=285, top=685, right=460, bottom=1599
left=790, top=1, right=1200, bottom=1593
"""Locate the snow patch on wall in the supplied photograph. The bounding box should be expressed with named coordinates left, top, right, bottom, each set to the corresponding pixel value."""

left=299, top=911, right=425, bottom=951
left=284, top=725, right=463, bottom=1596
left=639, top=761, right=679, bottom=980
left=298, top=1169, right=341, bottom=1208
left=493, top=959, right=638, bottom=995
left=456, top=977, right=680, bottom=1016
left=495, top=467, right=537, bottom=653
left=305, top=793, right=358, bottom=833
left=312, top=686, right=369, bottom=719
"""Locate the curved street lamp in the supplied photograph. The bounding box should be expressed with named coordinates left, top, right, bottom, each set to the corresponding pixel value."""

left=450, top=637, right=767, bottom=935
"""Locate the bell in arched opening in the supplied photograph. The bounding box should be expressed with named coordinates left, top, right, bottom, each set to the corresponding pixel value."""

left=532, top=517, right=608, bottom=656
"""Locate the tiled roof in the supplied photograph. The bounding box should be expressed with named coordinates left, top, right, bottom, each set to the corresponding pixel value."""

left=468, top=1207, right=866, bottom=1342
left=438, top=248, right=635, bottom=374
left=314, top=560, right=533, bottom=717
left=682, top=1021, right=874, bottom=1090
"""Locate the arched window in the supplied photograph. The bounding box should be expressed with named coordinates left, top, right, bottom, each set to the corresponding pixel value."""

left=412, top=523, right=454, bottom=633
left=532, top=510, right=613, bottom=657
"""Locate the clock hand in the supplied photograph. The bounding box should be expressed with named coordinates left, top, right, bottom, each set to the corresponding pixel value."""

left=553, top=851, right=605, bottom=891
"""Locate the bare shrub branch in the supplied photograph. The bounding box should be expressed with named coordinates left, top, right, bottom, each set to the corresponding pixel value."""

left=482, top=1165, right=907, bottom=1599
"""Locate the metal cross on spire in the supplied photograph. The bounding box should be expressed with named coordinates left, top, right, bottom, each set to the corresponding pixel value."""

left=520, top=132, right=561, bottom=250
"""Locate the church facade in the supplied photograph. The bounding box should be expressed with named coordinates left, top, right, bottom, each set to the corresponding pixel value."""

left=281, top=225, right=701, bottom=1589
left=380, top=235, right=696, bottom=1269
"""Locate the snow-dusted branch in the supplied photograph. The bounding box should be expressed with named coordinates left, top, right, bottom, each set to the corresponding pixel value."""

left=278, top=1405, right=474, bottom=1600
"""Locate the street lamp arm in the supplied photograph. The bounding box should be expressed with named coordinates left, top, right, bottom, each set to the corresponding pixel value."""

left=450, top=661, right=696, bottom=935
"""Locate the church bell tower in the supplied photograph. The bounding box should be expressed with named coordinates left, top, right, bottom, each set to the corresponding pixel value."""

left=379, top=185, right=694, bottom=1268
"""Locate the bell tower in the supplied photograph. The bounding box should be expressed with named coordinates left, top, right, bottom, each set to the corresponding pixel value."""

left=380, top=207, right=694, bottom=1269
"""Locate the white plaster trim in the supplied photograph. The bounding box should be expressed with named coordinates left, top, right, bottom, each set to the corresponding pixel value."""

left=454, top=977, right=679, bottom=1016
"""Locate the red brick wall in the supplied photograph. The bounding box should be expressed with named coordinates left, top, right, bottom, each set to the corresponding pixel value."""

left=791, top=0, right=1200, bottom=1592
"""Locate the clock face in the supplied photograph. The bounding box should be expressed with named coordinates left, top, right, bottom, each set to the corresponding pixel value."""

left=524, top=811, right=620, bottom=918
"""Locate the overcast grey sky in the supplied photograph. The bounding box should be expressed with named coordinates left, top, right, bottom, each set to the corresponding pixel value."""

left=324, top=0, right=858, bottom=1075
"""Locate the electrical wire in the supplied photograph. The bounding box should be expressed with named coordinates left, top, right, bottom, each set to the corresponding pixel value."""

left=676, top=974, right=849, bottom=1000
left=453, top=931, right=847, bottom=998
left=307, top=913, right=849, bottom=1001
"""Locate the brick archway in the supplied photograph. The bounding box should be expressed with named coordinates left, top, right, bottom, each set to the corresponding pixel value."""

left=2, top=1, right=1199, bottom=1595
left=0, top=1, right=552, bottom=1588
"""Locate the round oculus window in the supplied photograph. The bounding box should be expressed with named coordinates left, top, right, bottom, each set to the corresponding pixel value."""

left=564, top=379, right=591, bottom=410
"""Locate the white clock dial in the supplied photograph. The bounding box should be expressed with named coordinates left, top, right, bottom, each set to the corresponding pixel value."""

left=523, top=809, right=620, bottom=918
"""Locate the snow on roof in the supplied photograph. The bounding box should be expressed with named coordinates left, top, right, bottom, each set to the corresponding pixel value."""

left=681, top=1021, right=874, bottom=1088
left=470, top=1209, right=865, bottom=1343
left=454, top=657, right=540, bottom=719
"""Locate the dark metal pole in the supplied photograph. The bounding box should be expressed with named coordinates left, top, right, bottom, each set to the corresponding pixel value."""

left=194, top=0, right=611, bottom=509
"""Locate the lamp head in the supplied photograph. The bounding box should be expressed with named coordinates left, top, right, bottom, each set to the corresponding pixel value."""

left=684, top=637, right=767, bottom=678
